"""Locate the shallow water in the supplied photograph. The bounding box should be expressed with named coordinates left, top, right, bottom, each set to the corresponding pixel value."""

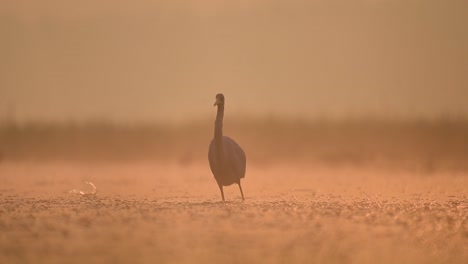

left=0, top=162, right=467, bottom=263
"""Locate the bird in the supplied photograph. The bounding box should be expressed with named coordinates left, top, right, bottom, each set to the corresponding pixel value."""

left=208, top=93, right=246, bottom=201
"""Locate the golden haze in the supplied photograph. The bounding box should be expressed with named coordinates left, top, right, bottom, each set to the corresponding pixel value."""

left=1, top=1, right=468, bottom=264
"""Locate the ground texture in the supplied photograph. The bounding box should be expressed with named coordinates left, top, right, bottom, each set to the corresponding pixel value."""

left=0, top=162, right=467, bottom=264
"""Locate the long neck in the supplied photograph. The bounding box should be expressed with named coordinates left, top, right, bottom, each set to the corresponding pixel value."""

left=214, top=104, right=224, bottom=162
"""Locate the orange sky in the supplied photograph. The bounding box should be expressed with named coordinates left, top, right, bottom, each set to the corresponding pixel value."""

left=1, top=0, right=468, bottom=123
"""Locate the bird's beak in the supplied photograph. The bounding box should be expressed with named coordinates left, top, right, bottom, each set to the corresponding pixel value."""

left=213, top=99, right=220, bottom=106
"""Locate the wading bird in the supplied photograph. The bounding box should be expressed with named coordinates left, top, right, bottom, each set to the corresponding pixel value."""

left=208, top=93, right=246, bottom=201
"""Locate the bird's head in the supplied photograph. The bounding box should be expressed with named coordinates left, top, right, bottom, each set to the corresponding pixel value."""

left=213, top=93, right=225, bottom=107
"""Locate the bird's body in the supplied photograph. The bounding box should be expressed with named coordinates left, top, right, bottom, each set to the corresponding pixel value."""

left=208, top=93, right=246, bottom=201
left=208, top=136, right=246, bottom=186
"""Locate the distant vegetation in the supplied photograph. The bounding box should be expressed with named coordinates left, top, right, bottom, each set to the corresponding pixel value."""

left=1, top=118, right=467, bottom=171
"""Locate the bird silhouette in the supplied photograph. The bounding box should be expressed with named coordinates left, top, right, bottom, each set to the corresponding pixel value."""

left=208, top=93, right=246, bottom=201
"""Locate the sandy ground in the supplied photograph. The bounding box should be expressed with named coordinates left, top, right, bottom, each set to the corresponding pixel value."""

left=0, top=161, right=467, bottom=264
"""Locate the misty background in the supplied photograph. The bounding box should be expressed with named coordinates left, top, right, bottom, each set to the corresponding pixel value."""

left=1, top=0, right=468, bottom=123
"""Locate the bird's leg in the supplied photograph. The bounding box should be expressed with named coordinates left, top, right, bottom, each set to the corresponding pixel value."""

left=218, top=184, right=225, bottom=201
left=238, top=182, right=245, bottom=201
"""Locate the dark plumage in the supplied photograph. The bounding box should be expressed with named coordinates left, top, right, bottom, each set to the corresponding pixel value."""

left=208, top=93, right=246, bottom=201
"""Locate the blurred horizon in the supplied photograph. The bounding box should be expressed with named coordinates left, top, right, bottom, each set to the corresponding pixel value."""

left=2, top=0, right=468, bottom=123
left=1, top=117, right=468, bottom=172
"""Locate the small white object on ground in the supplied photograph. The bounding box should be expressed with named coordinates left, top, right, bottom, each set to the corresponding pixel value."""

left=69, top=181, right=97, bottom=196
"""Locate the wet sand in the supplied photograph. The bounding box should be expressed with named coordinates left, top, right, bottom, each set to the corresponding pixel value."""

left=0, top=162, right=467, bottom=263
